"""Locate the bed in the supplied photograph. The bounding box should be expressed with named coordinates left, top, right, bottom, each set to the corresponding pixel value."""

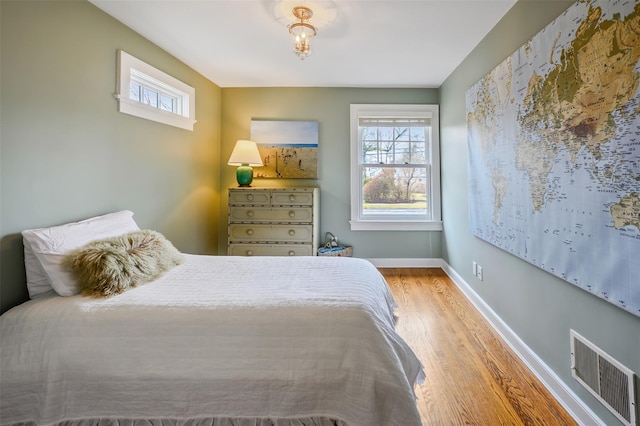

left=0, top=212, right=424, bottom=426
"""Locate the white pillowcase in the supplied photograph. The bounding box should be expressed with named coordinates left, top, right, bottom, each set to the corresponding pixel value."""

left=22, top=238, right=53, bottom=298
left=22, top=210, right=140, bottom=297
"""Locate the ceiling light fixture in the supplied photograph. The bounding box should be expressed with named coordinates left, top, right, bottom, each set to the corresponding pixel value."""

left=288, top=6, right=317, bottom=60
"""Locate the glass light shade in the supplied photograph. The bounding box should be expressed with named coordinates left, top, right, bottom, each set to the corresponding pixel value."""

left=228, top=140, right=263, bottom=187
left=293, top=33, right=312, bottom=60
left=289, top=6, right=316, bottom=60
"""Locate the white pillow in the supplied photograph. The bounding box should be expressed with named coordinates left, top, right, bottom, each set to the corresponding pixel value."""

left=23, top=238, right=54, bottom=298
left=22, top=210, right=140, bottom=297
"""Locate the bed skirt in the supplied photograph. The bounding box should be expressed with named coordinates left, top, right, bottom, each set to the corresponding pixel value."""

left=47, top=417, right=345, bottom=426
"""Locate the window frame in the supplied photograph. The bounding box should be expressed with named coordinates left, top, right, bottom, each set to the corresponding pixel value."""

left=115, top=50, right=196, bottom=131
left=349, top=104, right=442, bottom=231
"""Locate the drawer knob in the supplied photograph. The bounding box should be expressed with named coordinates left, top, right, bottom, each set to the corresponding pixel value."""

left=247, top=210, right=254, bottom=217
left=288, top=229, right=295, bottom=236
left=247, top=194, right=254, bottom=201
left=289, top=194, right=295, bottom=201
left=247, top=229, right=254, bottom=235
left=288, top=211, right=295, bottom=218
left=246, top=250, right=253, bottom=256
left=288, top=250, right=295, bottom=256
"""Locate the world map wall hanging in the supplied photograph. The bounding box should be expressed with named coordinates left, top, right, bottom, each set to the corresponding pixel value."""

left=466, top=0, right=640, bottom=317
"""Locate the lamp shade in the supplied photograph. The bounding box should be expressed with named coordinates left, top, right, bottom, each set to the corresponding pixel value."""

left=227, top=140, right=263, bottom=166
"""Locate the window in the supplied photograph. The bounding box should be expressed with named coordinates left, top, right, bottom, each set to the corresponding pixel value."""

left=350, top=104, right=442, bottom=231
left=115, top=50, right=196, bottom=131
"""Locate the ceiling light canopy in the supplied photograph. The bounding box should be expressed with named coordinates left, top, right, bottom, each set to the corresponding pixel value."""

left=288, top=6, right=317, bottom=60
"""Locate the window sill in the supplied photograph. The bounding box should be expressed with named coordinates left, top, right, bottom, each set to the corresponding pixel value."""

left=349, top=220, right=443, bottom=231
left=117, top=98, right=196, bottom=131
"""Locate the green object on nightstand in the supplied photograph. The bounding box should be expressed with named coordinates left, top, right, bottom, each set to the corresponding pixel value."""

left=236, top=164, right=254, bottom=187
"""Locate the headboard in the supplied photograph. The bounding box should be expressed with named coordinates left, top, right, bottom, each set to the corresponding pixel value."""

left=1, top=233, right=29, bottom=314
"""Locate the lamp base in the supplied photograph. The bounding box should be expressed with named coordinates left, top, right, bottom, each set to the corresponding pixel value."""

left=236, top=165, right=254, bottom=187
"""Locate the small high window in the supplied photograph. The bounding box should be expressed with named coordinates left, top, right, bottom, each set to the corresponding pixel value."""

left=115, top=50, right=196, bottom=131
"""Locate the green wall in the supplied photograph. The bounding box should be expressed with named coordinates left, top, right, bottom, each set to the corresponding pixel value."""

left=440, top=1, right=640, bottom=424
left=0, top=0, right=222, bottom=313
left=219, top=87, right=442, bottom=258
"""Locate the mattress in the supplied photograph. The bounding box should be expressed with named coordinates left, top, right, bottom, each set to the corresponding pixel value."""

left=0, top=255, right=424, bottom=426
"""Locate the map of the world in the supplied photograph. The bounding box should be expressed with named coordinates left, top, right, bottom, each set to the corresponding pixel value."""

left=466, top=0, right=640, bottom=317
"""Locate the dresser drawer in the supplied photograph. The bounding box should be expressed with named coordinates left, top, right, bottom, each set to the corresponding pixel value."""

left=229, top=224, right=313, bottom=243
left=228, top=244, right=313, bottom=257
left=272, top=191, right=313, bottom=206
left=228, top=190, right=270, bottom=206
left=229, top=206, right=313, bottom=223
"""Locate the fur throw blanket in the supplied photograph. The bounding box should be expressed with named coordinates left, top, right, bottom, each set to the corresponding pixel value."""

left=64, top=230, right=184, bottom=297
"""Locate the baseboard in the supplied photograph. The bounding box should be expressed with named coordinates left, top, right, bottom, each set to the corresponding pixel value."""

left=365, top=258, right=443, bottom=268
left=440, top=261, right=604, bottom=426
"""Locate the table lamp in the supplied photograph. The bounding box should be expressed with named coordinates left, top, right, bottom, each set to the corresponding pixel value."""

left=227, top=140, right=263, bottom=187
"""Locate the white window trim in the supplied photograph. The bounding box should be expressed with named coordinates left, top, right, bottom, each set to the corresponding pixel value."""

left=349, top=104, right=443, bottom=231
left=115, top=50, right=196, bottom=131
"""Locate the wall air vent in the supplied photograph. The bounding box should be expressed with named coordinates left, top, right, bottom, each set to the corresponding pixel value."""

left=570, top=330, right=638, bottom=426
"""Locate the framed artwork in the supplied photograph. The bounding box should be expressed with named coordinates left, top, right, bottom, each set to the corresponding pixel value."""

left=250, top=120, right=318, bottom=179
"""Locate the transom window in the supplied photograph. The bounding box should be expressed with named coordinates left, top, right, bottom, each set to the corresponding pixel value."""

left=115, top=50, right=196, bottom=131
left=129, top=74, right=176, bottom=114
left=350, top=104, right=442, bottom=231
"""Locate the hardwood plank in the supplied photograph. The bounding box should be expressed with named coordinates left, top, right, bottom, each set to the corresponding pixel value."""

left=380, top=268, right=577, bottom=426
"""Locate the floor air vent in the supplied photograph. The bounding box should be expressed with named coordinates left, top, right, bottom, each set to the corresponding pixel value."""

left=570, top=330, right=637, bottom=426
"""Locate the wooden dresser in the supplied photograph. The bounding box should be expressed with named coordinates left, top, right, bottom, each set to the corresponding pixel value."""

left=228, top=187, right=320, bottom=256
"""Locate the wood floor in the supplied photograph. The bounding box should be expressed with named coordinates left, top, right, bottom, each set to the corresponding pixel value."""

left=379, top=268, right=578, bottom=426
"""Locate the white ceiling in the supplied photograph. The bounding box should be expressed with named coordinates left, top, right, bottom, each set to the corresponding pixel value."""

left=90, top=0, right=516, bottom=88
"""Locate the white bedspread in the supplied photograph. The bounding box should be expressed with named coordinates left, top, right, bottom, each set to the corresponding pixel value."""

left=0, top=256, right=424, bottom=426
